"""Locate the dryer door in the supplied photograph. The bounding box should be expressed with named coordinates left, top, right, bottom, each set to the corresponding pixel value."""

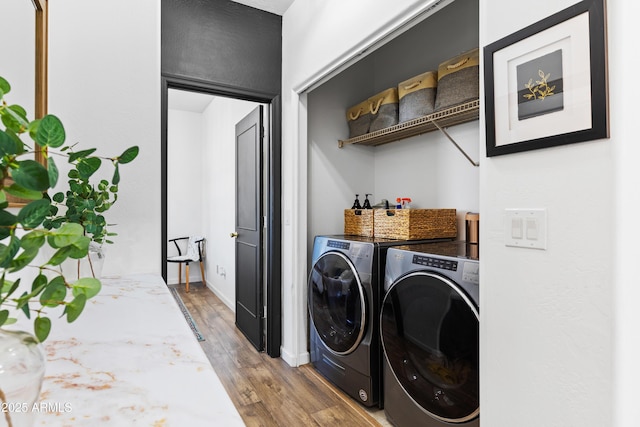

left=381, top=271, right=479, bottom=423
left=308, top=251, right=366, bottom=355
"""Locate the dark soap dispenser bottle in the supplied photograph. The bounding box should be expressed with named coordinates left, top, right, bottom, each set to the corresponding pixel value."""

left=352, top=194, right=362, bottom=209
left=362, top=193, right=372, bottom=209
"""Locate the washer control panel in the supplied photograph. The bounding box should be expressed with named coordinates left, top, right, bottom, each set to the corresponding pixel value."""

left=327, top=240, right=350, bottom=250
left=412, top=254, right=458, bottom=271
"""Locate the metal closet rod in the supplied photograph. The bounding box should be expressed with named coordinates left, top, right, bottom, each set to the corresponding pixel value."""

left=430, top=120, right=479, bottom=167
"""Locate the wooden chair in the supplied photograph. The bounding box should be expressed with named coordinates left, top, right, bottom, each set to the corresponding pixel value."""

left=167, top=236, right=206, bottom=293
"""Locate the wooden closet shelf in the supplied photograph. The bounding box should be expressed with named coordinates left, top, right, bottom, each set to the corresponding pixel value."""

left=338, top=99, right=480, bottom=148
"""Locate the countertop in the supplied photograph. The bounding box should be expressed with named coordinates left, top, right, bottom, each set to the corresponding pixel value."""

left=18, top=274, right=244, bottom=426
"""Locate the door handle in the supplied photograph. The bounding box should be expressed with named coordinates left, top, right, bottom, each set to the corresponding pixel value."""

left=230, top=232, right=238, bottom=238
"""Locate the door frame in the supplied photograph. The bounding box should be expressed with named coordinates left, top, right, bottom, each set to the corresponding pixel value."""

left=161, top=74, right=282, bottom=357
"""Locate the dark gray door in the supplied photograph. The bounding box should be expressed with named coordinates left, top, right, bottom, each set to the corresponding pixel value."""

left=234, top=106, right=264, bottom=351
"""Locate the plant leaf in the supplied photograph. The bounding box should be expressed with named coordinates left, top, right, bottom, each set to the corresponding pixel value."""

left=47, top=222, right=85, bottom=248
left=9, top=247, right=38, bottom=273
left=1, top=105, right=28, bottom=133
left=0, top=130, right=19, bottom=156
left=40, top=276, right=67, bottom=307
left=66, top=239, right=90, bottom=259
left=0, top=236, right=21, bottom=268
left=18, top=291, right=30, bottom=318
left=46, top=224, right=89, bottom=261
left=18, top=198, right=51, bottom=228
left=35, top=114, right=66, bottom=148
left=32, top=273, right=48, bottom=293
left=34, top=317, right=51, bottom=342
left=47, top=246, right=72, bottom=266
left=118, top=146, right=139, bottom=164
left=0, top=309, right=8, bottom=327
left=72, top=278, right=101, bottom=299
left=0, top=76, right=10, bottom=95
left=52, top=192, right=65, bottom=203
left=68, top=148, right=97, bottom=162
left=77, top=157, right=102, bottom=179
left=112, top=164, right=120, bottom=185
left=5, top=183, right=43, bottom=201
left=0, top=209, right=18, bottom=240
left=0, top=277, right=20, bottom=300
left=0, top=209, right=18, bottom=227
left=11, top=160, right=50, bottom=191
left=64, top=293, right=87, bottom=323
left=21, top=229, right=46, bottom=250
left=48, top=156, right=59, bottom=187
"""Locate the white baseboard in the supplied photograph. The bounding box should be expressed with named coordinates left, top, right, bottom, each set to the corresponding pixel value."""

left=281, top=346, right=310, bottom=367
left=205, top=283, right=235, bottom=313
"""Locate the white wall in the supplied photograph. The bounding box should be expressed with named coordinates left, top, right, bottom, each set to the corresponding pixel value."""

left=201, top=97, right=259, bottom=309
left=48, top=0, right=161, bottom=276
left=286, top=0, right=640, bottom=426
left=1, top=0, right=34, bottom=119
left=167, top=108, right=205, bottom=284
left=611, top=3, right=640, bottom=425
left=480, top=0, right=614, bottom=425
left=167, top=96, right=259, bottom=309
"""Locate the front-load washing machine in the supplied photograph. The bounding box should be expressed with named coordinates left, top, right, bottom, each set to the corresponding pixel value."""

left=308, top=235, right=448, bottom=408
left=381, top=241, right=479, bottom=426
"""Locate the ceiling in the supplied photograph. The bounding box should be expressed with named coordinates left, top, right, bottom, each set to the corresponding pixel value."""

left=230, top=0, right=294, bottom=16
left=168, top=89, right=214, bottom=113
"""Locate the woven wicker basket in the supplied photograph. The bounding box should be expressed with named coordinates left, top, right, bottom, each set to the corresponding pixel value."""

left=374, top=209, right=457, bottom=240
left=344, top=209, right=374, bottom=237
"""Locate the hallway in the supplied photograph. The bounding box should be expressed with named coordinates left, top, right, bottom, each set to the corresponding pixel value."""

left=176, top=283, right=387, bottom=426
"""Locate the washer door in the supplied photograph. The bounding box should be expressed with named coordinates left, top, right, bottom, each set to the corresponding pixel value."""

left=308, top=251, right=366, bottom=355
left=381, top=271, right=479, bottom=423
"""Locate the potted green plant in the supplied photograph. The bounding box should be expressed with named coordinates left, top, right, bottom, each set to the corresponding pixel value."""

left=0, top=74, right=138, bottom=425
left=43, top=133, right=139, bottom=280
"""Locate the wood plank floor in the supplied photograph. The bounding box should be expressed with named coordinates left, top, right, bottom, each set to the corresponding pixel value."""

left=176, top=282, right=388, bottom=427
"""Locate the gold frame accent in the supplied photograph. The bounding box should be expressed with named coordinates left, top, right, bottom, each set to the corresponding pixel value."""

left=9, top=0, right=48, bottom=207
left=33, top=0, right=48, bottom=166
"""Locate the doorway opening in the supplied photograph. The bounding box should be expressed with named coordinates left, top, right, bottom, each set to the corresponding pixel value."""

left=161, top=77, right=282, bottom=357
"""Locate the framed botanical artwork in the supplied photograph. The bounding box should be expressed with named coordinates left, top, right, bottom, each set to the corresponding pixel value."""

left=484, top=0, right=608, bottom=157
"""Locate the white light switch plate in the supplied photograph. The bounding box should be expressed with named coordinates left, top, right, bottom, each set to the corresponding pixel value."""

left=504, top=209, right=547, bottom=250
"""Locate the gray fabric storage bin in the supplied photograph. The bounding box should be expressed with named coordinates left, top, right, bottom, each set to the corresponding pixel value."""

left=398, top=70, right=438, bottom=122
left=368, top=87, right=399, bottom=132
left=434, top=48, right=479, bottom=111
left=346, top=99, right=371, bottom=138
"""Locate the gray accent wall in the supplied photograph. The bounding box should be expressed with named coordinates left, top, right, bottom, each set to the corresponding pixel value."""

left=162, top=0, right=282, bottom=97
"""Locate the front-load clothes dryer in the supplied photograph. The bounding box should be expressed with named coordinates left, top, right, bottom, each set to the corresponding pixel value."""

left=381, top=241, right=479, bottom=427
left=308, top=235, right=449, bottom=408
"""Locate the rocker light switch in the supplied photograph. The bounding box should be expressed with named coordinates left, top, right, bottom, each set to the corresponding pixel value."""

left=505, top=209, right=547, bottom=250
left=511, top=217, right=523, bottom=239
left=526, top=218, right=538, bottom=240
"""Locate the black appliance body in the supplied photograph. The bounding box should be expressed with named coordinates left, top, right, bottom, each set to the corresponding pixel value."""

left=308, top=235, right=444, bottom=408
left=381, top=241, right=479, bottom=426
